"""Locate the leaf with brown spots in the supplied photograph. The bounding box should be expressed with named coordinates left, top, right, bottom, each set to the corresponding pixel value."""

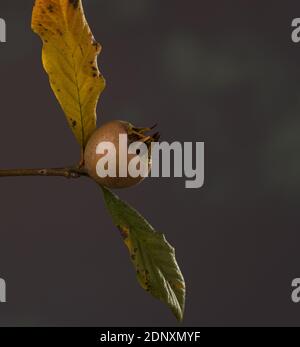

left=32, top=0, right=106, bottom=148
left=102, top=187, right=186, bottom=322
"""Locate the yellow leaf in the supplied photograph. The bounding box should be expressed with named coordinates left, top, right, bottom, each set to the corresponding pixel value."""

left=32, top=0, right=106, bottom=148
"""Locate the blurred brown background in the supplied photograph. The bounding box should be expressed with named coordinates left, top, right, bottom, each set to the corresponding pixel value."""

left=0, top=0, right=300, bottom=326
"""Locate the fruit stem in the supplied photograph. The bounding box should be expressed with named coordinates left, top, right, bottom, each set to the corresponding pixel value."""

left=0, top=167, right=88, bottom=179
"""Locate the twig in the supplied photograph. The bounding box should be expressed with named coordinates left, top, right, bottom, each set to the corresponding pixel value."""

left=0, top=167, right=88, bottom=179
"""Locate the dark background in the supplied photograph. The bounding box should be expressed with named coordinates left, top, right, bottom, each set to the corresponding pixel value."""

left=0, top=0, right=300, bottom=326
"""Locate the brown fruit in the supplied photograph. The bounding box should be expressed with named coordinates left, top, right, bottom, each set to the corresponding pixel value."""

left=84, top=120, right=159, bottom=189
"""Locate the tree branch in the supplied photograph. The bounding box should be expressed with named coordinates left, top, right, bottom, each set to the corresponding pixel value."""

left=0, top=167, right=88, bottom=179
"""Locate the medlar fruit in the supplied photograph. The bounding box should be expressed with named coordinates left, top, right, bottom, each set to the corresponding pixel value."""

left=84, top=120, right=159, bottom=189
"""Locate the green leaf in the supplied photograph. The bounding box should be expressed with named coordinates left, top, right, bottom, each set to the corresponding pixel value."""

left=102, top=187, right=186, bottom=321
